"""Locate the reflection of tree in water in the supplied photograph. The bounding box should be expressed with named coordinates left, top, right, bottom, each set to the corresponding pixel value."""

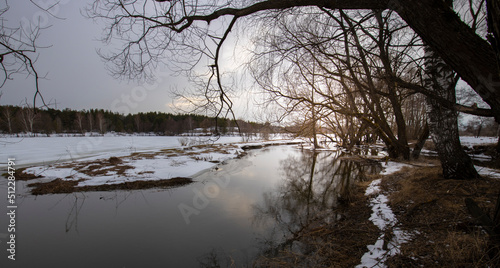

left=62, top=191, right=145, bottom=233
left=254, top=149, right=380, bottom=262
left=64, top=193, right=86, bottom=233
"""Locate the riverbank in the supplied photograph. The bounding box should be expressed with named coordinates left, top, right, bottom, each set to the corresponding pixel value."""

left=5, top=135, right=500, bottom=265
left=11, top=138, right=303, bottom=194
left=381, top=162, right=500, bottom=266
left=254, top=156, right=500, bottom=267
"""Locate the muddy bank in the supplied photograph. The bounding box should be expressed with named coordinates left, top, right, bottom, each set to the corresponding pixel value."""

left=28, top=177, right=193, bottom=195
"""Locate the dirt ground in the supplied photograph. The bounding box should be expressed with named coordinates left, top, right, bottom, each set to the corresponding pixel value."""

left=381, top=161, right=500, bottom=267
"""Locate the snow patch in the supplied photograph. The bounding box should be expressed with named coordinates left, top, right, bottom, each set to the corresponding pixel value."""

left=475, top=165, right=500, bottom=179
left=460, top=136, right=497, bottom=147
left=358, top=178, right=413, bottom=267
left=16, top=136, right=301, bottom=188
left=380, top=162, right=411, bottom=175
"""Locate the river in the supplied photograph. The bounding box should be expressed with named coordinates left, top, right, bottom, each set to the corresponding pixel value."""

left=0, top=145, right=381, bottom=267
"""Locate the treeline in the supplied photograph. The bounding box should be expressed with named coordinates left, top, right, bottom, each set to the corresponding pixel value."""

left=0, top=105, right=278, bottom=135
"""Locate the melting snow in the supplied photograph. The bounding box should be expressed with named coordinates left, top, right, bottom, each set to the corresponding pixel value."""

left=9, top=135, right=303, bottom=188
left=357, top=177, right=413, bottom=268
left=475, top=165, right=500, bottom=179
left=380, top=162, right=412, bottom=175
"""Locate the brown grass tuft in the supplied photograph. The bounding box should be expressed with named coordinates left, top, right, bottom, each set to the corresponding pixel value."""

left=108, top=156, right=122, bottom=164
left=12, top=167, right=43, bottom=181
left=29, top=177, right=193, bottom=195
left=381, top=163, right=500, bottom=266
left=29, top=179, right=83, bottom=195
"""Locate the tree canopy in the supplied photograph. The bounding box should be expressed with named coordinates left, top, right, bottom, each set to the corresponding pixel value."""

left=87, top=0, right=500, bottom=122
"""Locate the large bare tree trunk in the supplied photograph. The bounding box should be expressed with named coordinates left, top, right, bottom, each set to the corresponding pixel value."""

left=394, top=0, right=500, bottom=122
left=411, top=123, right=429, bottom=160
left=487, top=0, right=500, bottom=70
left=425, top=47, right=479, bottom=180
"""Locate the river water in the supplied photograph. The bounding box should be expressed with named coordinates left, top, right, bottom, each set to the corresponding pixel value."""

left=0, top=145, right=380, bottom=267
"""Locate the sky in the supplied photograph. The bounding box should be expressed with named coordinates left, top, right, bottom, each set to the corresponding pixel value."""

left=0, top=0, right=257, bottom=119
left=0, top=1, right=490, bottom=127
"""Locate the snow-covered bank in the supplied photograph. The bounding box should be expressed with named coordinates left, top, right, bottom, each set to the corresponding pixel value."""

left=475, top=165, right=500, bottom=179
left=380, top=162, right=412, bottom=175
left=9, top=135, right=303, bottom=191
left=0, top=135, right=243, bottom=167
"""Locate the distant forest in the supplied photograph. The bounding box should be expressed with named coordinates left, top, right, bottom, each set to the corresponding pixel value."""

left=0, top=105, right=278, bottom=135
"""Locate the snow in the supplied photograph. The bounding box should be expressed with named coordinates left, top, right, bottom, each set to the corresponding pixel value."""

left=2, top=134, right=302, bottom=188
left=380, top=162, right=412, bottom=175
left=0, top=135, right=245, bottom=167
left=358, top=176, right=413, bottom=268
left=368, top=192, right=396, bottom=230
left=460, top=136, right=497, bottom=147
left=475, top=165, right=500, bottom=179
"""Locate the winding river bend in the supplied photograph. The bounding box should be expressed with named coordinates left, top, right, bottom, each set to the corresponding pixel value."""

left=0, top=145, right=380, bottom=267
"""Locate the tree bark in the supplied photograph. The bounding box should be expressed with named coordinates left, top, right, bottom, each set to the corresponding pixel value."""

left=411, top=123, right=429, bottom=160
left=424, top=47, right=480, bottom=180
left=487, top=0, right=500, bottom=71
left=393, top=0, right=500, bottom=123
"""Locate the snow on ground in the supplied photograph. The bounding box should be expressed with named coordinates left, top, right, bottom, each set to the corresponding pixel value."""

left=360, top=155, right=500, bottom=267
left=358, top=178, right=413, bottom=268
left=475, top=165, right=500, bottom=179
left=460, top=136, right=497, bottom=147
left=3, top=134, right=302, bottom=188
left=0, top=134, right=244, bottom=167
left=380, top=161, right=412, bottom=175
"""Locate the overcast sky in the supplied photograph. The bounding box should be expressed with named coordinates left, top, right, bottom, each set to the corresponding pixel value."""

left=0, top=0, right=257, bottom=119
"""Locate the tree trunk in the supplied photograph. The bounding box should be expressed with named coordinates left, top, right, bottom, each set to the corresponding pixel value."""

left=393, top=0, right=500, bottom=123
left=412, top=123, right=429, bottom=160
left=424, top=47, right=479, bottom=180
left=487, top=0, right=500, bottom=72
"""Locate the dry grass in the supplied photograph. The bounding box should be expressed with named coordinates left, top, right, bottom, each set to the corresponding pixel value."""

left=55, top=157, right=134, bottom=177
left=28, top=177, right=193, bottom=195
left=381, top=164, right=500, bottom=267
left=29, top=179, right=84, bottom=195
left=10, top=167, right=42, bottom=181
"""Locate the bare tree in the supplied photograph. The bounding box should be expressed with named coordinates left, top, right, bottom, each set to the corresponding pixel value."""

left=75, top=112, right=85, bottom=134
left=486, top=0, right=500, bottom=70
left=96, top=112, right=106, bottom=134
left=0, top=1, right=47, bottom=106
left=2, top=105, right=13, bottom=133
left=19, top=99, right=38, bottom=134
left=87, top=112, right=94, bottom=133
left=87, top=0, right=500, bottom=122
left=425, top=46, right=479, bottom=179
left=134, top=114, right=142, bottom=132
left=417, top=0, right=484, bottom=180
left=248, top=9, right=428, bottom=159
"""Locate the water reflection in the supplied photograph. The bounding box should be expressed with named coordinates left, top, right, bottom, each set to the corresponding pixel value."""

left=64, top=193, right=86, bottom=233
left=254, top=149, right=381, bottom=259
left=1, top=146, right=381, bottom=267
